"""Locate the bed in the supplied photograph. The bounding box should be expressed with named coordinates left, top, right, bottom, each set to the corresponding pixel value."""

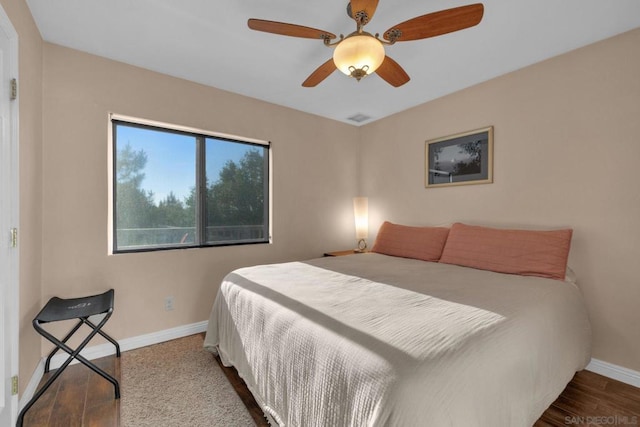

left=204, top=223, right=592, bottom=426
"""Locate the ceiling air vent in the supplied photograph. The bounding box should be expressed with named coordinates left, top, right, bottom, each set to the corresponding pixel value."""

left=347, top=113, right=371, bottom=123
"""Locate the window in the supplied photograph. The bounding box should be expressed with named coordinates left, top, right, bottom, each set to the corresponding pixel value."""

left=111, top=117, right=270, bottom=253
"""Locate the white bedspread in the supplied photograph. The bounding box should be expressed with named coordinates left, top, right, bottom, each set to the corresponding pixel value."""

left=204, top=253, right=591, bottom=426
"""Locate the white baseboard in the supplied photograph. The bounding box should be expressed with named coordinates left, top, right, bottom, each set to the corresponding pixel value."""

left=19, top=358, right=46, bottom=411
left=586, top=358, right=640, bottom=388
left=19, top=320, right=208, bottom=410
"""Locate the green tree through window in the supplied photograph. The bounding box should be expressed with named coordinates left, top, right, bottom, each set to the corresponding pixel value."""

left=113, top=120, right=269, bottom=252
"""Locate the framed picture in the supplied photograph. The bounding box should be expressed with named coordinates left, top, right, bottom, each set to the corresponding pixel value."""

left=425, top=126, right=493, bottom=188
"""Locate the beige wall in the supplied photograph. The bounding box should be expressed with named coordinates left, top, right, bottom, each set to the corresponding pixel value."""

left=41, top=43, right=359, bottom=349
left=0, top=0, right=44, bottom=392
left=360, top=28, right=640, bottom=371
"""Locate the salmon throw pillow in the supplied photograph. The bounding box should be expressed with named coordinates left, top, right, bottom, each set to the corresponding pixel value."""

left=371, top=221, right=450, bottom=262
left=439, top=223, right=573, bottom=280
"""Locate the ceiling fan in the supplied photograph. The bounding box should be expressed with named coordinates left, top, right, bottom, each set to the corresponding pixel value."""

left=248, top=1, right=484, bottom=88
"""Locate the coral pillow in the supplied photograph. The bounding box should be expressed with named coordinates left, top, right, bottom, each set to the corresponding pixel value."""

left=439, top=223, right=573, bottom=280
left=371, top=221, right=450, bottom=262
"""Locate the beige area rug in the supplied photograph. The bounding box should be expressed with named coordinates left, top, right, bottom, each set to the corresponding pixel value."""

left=121, top=334, right=256, bottom=426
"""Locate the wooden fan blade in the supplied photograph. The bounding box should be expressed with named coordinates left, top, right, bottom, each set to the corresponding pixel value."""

left=248, top=19, right=336, bottom=40
left=383, top=3, right=484, bottom=42
left=375, top=56, right=410, bottom=87
left=302, top=58, right=337, bottom=87
left=349, top=0, right=379, bottom=23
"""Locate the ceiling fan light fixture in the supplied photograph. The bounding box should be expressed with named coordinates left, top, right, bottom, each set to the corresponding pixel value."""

left=333, top=34, right=385, bottom=80
left=249, top=3, right=484, bottom=88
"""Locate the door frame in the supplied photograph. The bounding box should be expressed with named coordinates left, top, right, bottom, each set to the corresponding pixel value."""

left=0, top=2, right=19, bottom=425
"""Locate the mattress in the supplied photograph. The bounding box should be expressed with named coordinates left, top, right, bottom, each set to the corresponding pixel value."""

left=204, top=253, right=591, bottom=426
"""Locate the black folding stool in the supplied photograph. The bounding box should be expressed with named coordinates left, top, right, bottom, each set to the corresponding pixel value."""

left=16, top=289, right=120, bottom=427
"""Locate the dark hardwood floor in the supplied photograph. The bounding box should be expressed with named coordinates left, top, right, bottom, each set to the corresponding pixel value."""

left=22, top=356, right=119, bottom=427
left=534, top=369, right=640, bottom=427
left=20, top=345, right=640, bottom=426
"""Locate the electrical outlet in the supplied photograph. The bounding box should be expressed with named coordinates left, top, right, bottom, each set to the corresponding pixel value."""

left=164, top=296, right=174, bottom=311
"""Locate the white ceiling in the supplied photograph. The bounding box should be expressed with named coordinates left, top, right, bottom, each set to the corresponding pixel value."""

left=26, top=0, right=640, bottom=126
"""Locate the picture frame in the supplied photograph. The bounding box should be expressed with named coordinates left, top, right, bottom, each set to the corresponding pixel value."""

left=425, top=126, right=493, bottom=188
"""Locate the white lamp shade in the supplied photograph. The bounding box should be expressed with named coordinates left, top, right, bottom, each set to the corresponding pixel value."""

left=353, top=197, right=369, bottom=239
left=333, top=35, right=385, bottom=76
